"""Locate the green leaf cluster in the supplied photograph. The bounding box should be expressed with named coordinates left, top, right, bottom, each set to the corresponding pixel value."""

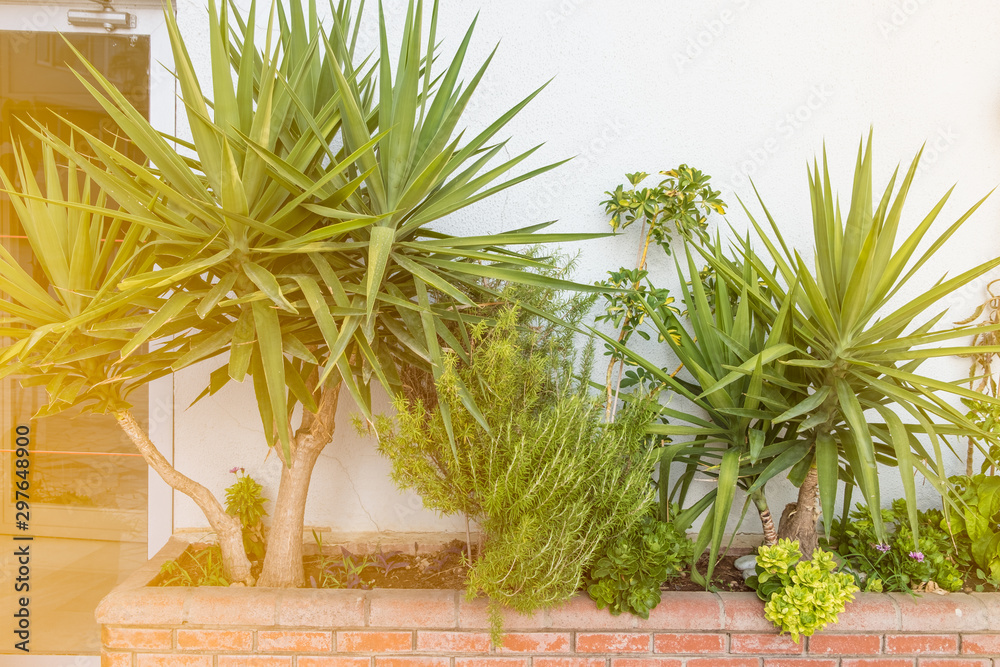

left=158, top=545, right=230, bottom=587
left=946, top=474, right=1000, bottom=586
left=375, top=304, right=657, bottom=642
left=224, top=469, right=269, bottom=562
left=585, top=515, right=694, bottom=618
left=749, top=539, right=858, bottom=643
left=830, top=499, right=965, bottom=593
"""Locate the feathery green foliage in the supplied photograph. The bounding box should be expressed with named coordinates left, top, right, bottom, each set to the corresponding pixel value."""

left=375, top=305, right=656, bottom=642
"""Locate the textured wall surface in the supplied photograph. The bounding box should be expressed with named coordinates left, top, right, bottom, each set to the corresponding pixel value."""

left=160, top=0, right=1000, bottom=536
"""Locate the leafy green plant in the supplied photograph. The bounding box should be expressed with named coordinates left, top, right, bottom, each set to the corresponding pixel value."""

left=597, top=167, right=725, bottom=417
left=946, top=474, right=1000, bottom=587
left=705, top=133, right=1000, bottom=553
left=224, top=468, right=269, bottom=562
left=0, top=0, right=603, bottom=587
left=748, top=539, right=858, bottom=643
left=159, top=545, right=230, bottom=587
left=375, top=305, right=657, bottom=642
left=597, top=242, right=804, bottom=581
left=830, top=500, right=966, bottom=593
left=585, top=515, right=694, bottom=618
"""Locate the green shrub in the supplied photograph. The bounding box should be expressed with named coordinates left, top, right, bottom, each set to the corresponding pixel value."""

left=748, top=539, right=858, bottom=642
left=586, top=515, right=694, bottom=618
left=946, top=474, right=1000, bottom=588
left=374, top=306, right=657, bottom=641
left=831, top=500, right=966, bottom=593
left=224, top=468, right=269, bottom=562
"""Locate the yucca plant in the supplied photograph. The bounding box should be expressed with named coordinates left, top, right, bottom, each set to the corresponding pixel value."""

left=3, top=0, right=603, bottom=587
left=598, top=243, right=803, bottom=582
left=0, top=146, right=257, bottom=582
left=707, top=133, right=1000, bottom=554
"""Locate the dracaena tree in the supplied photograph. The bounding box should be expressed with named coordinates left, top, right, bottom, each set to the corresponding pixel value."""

left=2, top=0, right=602, bottom=587
left=708, top=134, right=1000, bottom=555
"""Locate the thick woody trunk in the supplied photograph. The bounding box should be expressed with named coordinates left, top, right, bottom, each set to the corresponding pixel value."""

left=750, top=490, right=778, bottom=547
left=255, top=439, right=324, bottom=587
left=256, top=381, right=342, bottom=588
left=114, top=409, right=253, bottom=584
left=777, top=465, right=820, bottom=558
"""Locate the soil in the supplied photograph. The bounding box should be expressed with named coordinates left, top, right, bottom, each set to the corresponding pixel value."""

left=151, top=540, right=753, bottom=593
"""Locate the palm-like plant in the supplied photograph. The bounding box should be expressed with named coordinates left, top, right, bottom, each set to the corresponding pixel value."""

left=598, top=244, right=803, bottom=582
left=709, top=134, right=1000, bottom=553
left=3, top=0, right=603, bottom=587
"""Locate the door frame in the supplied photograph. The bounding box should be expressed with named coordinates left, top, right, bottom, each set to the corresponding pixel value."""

left=0, top=0, right=176, bottom=557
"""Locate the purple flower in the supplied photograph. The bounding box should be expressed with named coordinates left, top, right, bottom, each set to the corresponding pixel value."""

left=908, top=551, right=924, bottom=562
left=229, top=466, right=244, bottom=474
left=874, top=543, right=891, bottom=553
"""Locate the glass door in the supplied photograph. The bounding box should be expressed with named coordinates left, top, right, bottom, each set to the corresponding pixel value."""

left=0, top=29, right=151, bottom=542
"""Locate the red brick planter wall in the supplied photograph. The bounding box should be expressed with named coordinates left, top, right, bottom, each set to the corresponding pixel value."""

left=97, top=540, right=1000, bottom=667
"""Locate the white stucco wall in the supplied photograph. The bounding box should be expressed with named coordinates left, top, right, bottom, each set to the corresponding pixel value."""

left=164, top=0, right=1000, bottom=537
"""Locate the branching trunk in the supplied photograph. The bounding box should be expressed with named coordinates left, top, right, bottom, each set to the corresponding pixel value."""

left=777, top=465, right=820, bottom=557
left=256, top=381, right=342, bottom=588
left=114, top=409, right=252, bottom=584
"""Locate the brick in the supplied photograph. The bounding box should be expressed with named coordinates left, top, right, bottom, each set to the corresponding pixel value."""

left=686, top=659, right=760, bottom=667
left=459, top=597, right=548, bottom=631
left=841, top=660, right=915, bottom=667
left=298, top=659, right=371, bottom=667
left=416, top=631, right=492, bottom=652
left=763, top=661, right=838, bottom=667
left=653, top=633, right=726, bottom=654
left=136, top=656, right=211, bottom=667
left=611, top=660, right=683, bottom=667
left=576, top=633, right=651, bottom=653
left=258, top=630, right=333, bottom=652
left=962, top=634, right=1000, bottom=655
left=886, top=635, right=958, bottom=655
left=103, top=627, right=172, bottom=650
left=891, top=594, right=988, bottom=633
left=338, top=631, right=414, bottom=652
left=217, top=658, right=293, bottom=667
left=808, top=634, right=882, bottom=655
left=918, top=660, right=992, bottom=667
left=547, top=596, right=637, bottom=630
left=498, top=633, right=571, bottom=653
left=833, top=593, right=901, bottom=633
left=375, top=658, right=450, bottom=667
left=456, top=660, right=529, bottom=667
left=969, top=594, right=1000, bottom=631
left=276, top=589, right=365, bottom=627
left=533, top=659, right=607, bottom=667
left=720, top=592, right=778, bottom=633
left=731, top=634, right=805, bottom=654
left=96, top=588, right=189, bottom=625
left=177, top=629, right=253, bottom=651
left=369, top=590, right=457, bottom=628
left=635, top=592, right=724, bottom=631
left=186, top=587, right=278, bottom=626
left=102, top=652, right=132, bottom=667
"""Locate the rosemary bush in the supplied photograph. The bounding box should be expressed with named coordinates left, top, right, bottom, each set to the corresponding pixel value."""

left=375, top=306, right=656, bottom=640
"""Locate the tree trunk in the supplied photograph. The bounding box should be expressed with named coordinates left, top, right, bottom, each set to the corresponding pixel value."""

left=114, top=409, right=253, bottom=584
left=256, top=381, right=342, bottom=588
left=750, top=489, right=778, bottom=547
left=777, top=465, right=820, bottom=557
